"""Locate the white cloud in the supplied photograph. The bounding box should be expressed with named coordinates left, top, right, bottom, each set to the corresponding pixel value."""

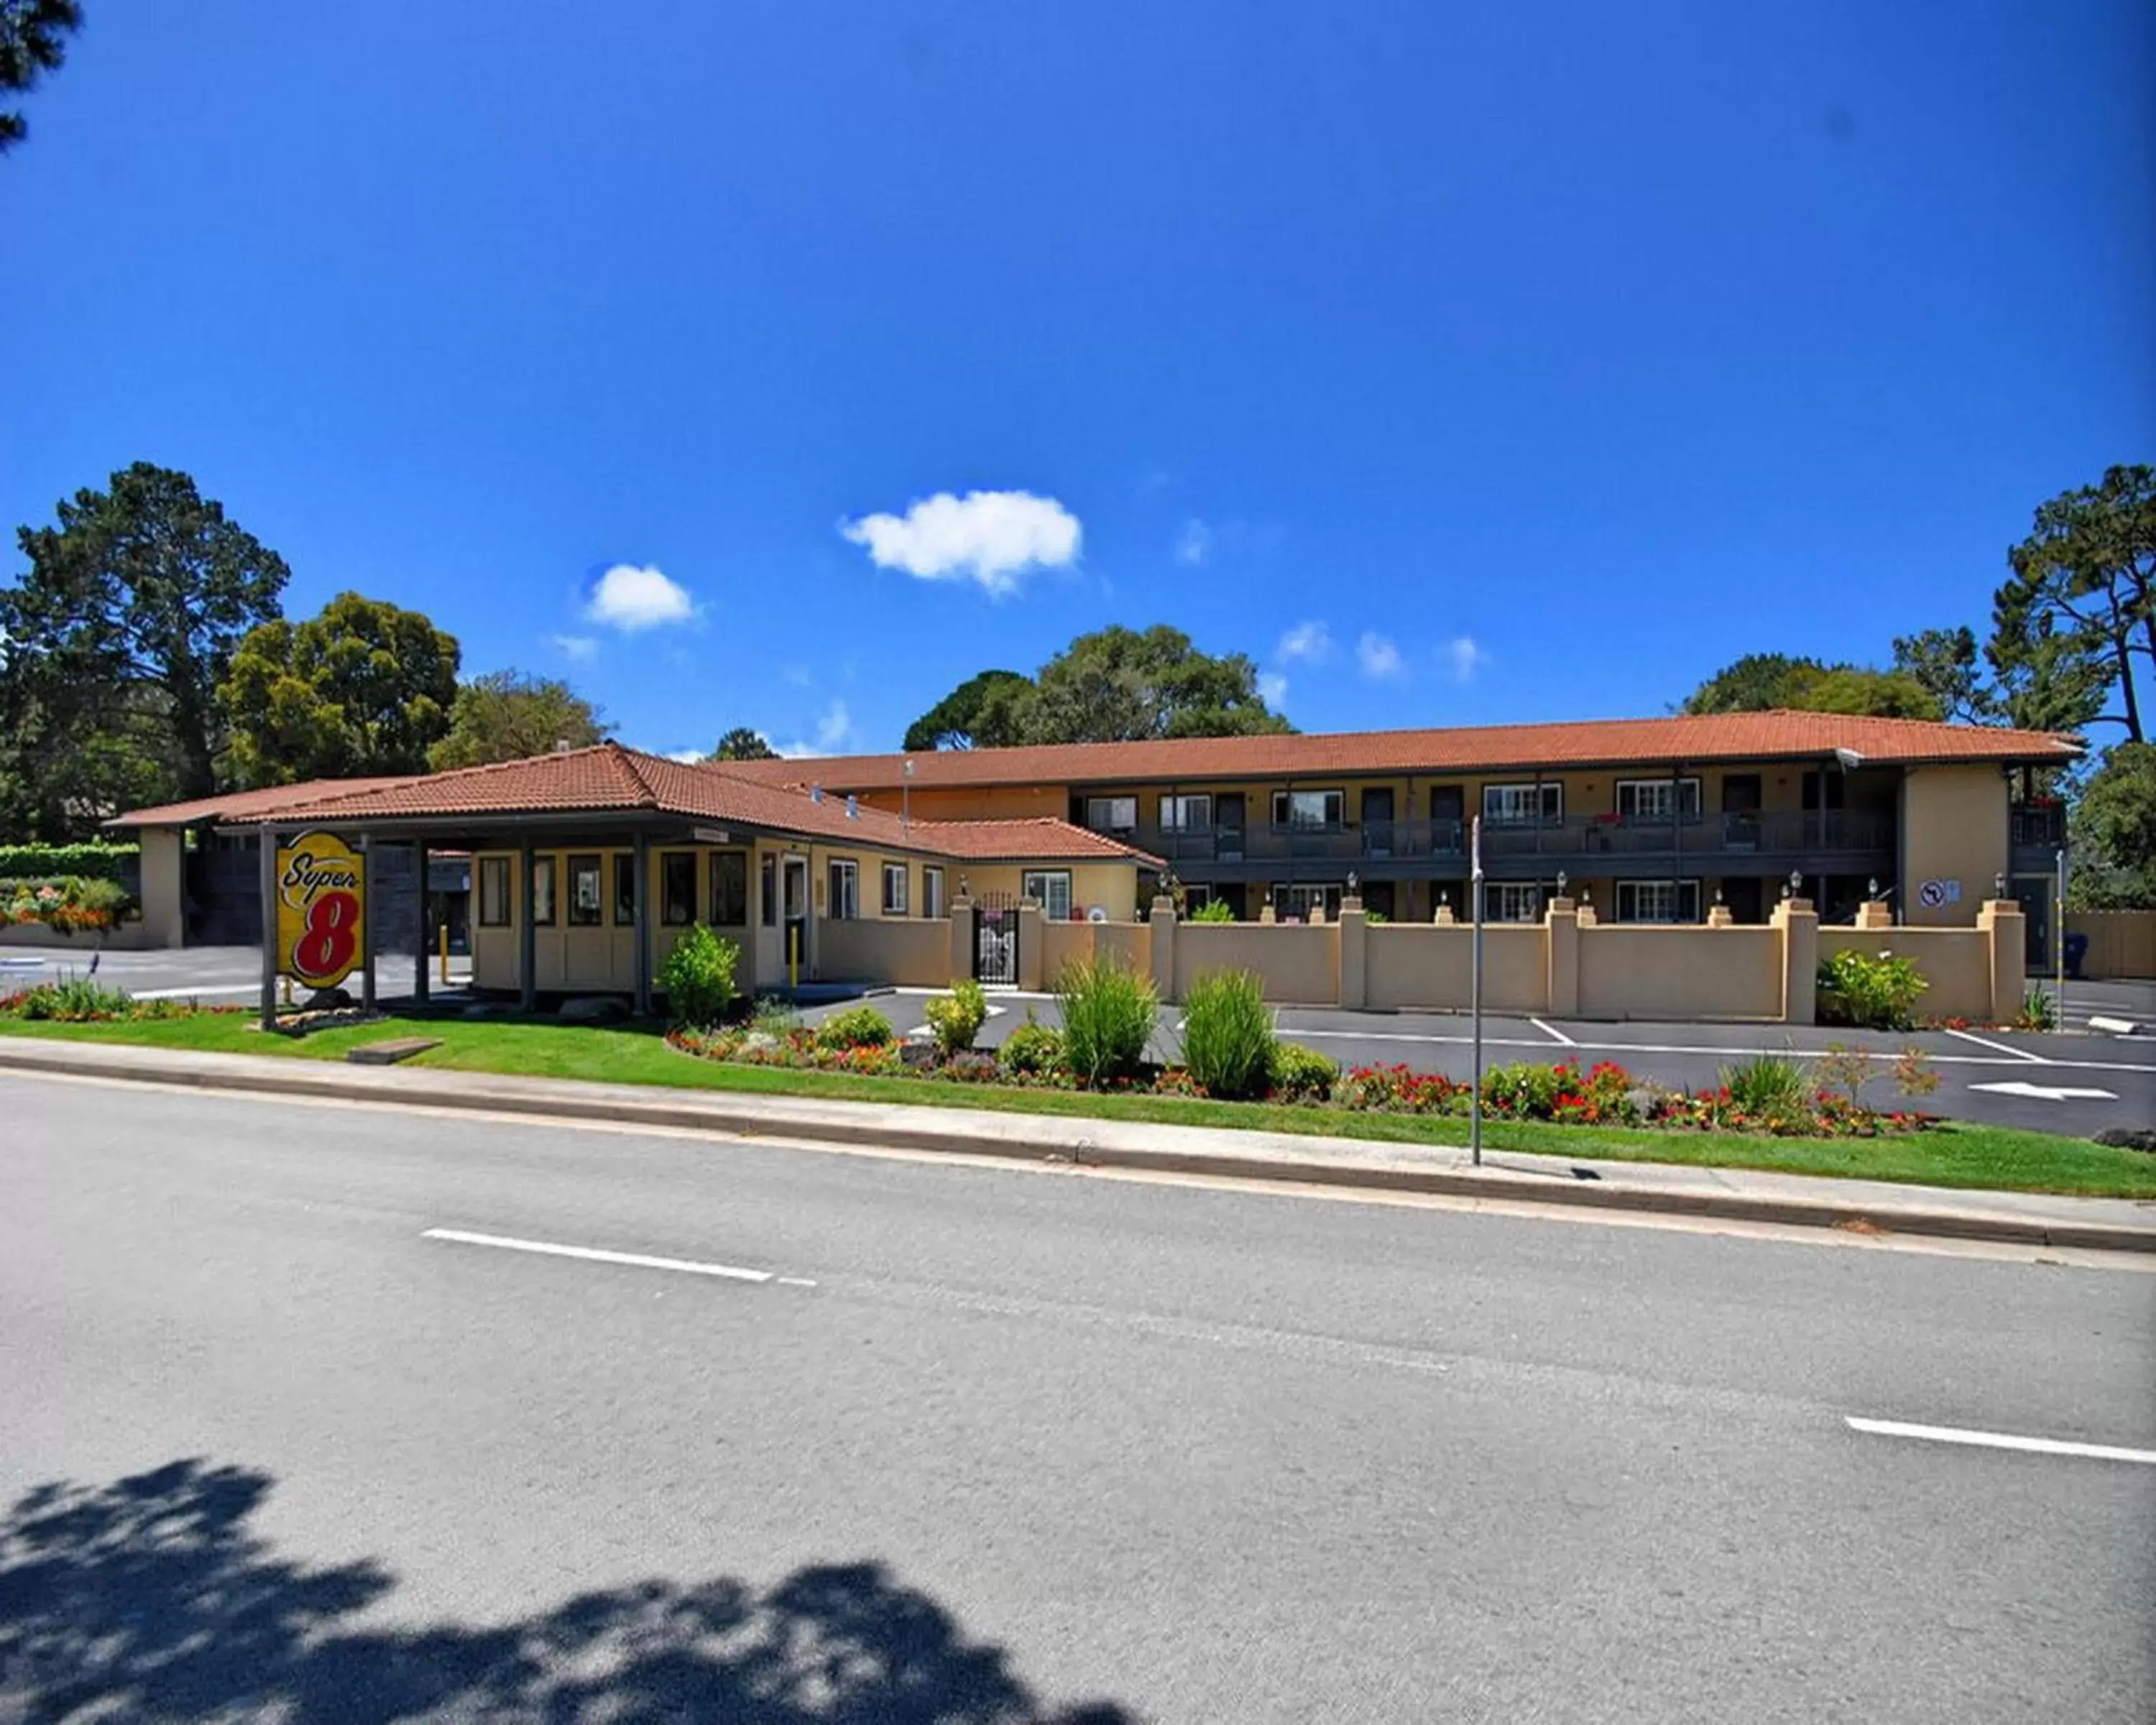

left=664, top=748, right=707, bottom=764
left=840, top=489, right=1081, bottom=597
left=585, top=564, right=696, bottom=631
left=1277, top=620, right=1333, bottom=664
left=1174, top=518, right=1212, bottom=566
left=551, top=633, right=598, bottom=661
left=1258, top=671, right=1289, bottom=709
left=1358, top=631, right=1405, bottom=681
left=780, top=663, right=814, bottom=688
left=769, top=699, right=851, bottom=760
left=1447, top=635, right=1490, bottom=682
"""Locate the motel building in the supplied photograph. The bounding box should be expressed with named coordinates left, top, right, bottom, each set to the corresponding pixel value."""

left=96, top=709, right=2080, bottom=1021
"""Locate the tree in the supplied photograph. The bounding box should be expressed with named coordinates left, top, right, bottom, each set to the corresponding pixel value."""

left=427, top=668, right=612, bottom=771
left=221, top=592, right=461, bottom=784
left=1, top=463, right=288, bottom=817
left=2067, top=742, right=2156, bottom=909
left=1, top=0, right=80, bottom=152
left=903, top=669, right=1031, bottom=752
left=1015, top=626, right=1294, bottom=745
left=1891, top=626, right=1994, bottom=725
left=712, top=726, right=777, bottom=761
left=1680, top=651, right=1941, bottom=720
left=1989, top=464, right=2154, bottom=742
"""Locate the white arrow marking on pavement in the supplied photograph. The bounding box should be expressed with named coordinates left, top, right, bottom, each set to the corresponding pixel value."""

left=1847, top=1416, right=2156, bottom=1466
left=1967, top=1080, right=2119, bottom=1102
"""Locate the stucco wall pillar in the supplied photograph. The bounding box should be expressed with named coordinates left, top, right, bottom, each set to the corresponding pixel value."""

left=1544, top=897, right=1580, bottom=1018
left=949, top=893, right=974, bottom=984
left=1016, top=901, right=1045, bottom=992
left=1337, top=897, right=1368, bottom=1010
left=1774, top=895, right=1818, bottom=1024
left=1978, top=898, right=2027, bottom=1024
left=135, top=827, right=185, bottom=948
left=1853, top=899, right=1894, bottom=930
left=1148, top=896, right=1177, bottom=1002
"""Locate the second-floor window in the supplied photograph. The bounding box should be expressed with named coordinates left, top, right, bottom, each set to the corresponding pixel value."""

left=1483, top=783, right=1562, bottom=826
left=1271, top=789, right=1344, bottom=829
left=1084, top=796, right=1137, bottom=834
left=1616, top=778, right=1702, bottom=822
left=1159, top=794, right=1212, bottom=831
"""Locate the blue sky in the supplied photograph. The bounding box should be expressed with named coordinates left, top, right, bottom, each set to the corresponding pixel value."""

left=4, top=2, right=2151, bottom=759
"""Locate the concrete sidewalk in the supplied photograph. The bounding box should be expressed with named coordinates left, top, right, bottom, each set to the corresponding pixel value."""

left=1, top=1037, right=2151, bottom=1254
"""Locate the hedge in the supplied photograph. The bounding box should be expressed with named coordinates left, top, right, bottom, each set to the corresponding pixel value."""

left=0, top=843, right=138, bottom=882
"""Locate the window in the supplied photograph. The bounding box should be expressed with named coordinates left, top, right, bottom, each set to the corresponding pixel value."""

left=614, top=854, right=636, bottom=924
left=1271, top=883, right=1343, bottom=921
left=760, top=855, right=778, bottom=926
left=1159, top=794, right=1212, bottom=831
left=923, top=866, right=944, bottom=919
left=1615, top=880, right=1703, bottom=924
left=530, top=855, right=556, bottom=926
left=1271, top=789, right=1345, bottom=829
left=827, top=859, right=860, bottom=919
left=566, top=854, right=603, bottom=926
left=1616, top=778, right=1702, bottom=823
left=711, top=851, right=747, bottom=924
left=660, top=852, right=697, bottom=925
left=1483, top=783, right=1562, bottom=826
left=1023, top=869, right=1073, bottom=920
left=881, top=861, right=908, bottom=915
left=478, top=856, right=510, bottom=926
left=1084, top=796, right=1137, bottom=834
left=1486, top=881, right=1544, bottom=922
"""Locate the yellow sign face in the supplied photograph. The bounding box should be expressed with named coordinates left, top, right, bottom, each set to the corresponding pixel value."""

left=275, top=830, right=367, bottom=990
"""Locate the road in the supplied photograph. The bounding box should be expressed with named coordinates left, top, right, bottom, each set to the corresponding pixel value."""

left=3, top=1075, right=2151, bottom=1721
left=815, top=988, right=2156, bottom=1139
left=0, top=942, right=468, bottom=1000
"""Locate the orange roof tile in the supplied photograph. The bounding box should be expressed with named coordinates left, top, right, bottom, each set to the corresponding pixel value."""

left=719, top=709, right=2080, bottom=793
left=103, top=776, right=414, bottom=829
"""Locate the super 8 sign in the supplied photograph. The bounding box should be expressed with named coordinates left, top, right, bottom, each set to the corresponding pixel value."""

left=276, top=832, right=366, bottom=990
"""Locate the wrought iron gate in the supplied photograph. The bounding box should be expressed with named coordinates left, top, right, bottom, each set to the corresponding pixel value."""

left=973, top=892, right=1018, bottom=986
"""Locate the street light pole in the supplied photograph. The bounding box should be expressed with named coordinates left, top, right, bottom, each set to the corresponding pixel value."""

left=1470, top=815, right=1484, bottom=1167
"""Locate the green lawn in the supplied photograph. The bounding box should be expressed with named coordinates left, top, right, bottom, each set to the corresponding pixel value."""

left=4, top=1012, right=2154, bottom=1199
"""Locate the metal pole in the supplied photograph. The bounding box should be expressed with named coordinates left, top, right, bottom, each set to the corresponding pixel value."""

left=358, top=834, right=376, bottom=1012
left=412, top=840, right=429, bottom=1008
left=1470, top=815, right=1484, bottom=1167
left=258, top=827, right=279, bottom=1032
left=2055, top=847, right=2067, bottom=1022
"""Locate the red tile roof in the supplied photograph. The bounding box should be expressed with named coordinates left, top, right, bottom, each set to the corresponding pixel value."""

left=103, top=777, right=413, bottom=829
left=719, top=709, right=2080, bottom=793
left=206, top=745, right=1161, bottom=866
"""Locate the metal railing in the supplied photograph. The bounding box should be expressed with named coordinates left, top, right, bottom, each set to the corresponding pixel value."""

left=2009, top=804, right=2065, bottom=847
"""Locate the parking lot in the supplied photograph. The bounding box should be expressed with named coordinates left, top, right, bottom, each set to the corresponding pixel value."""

left=793, top=985, right=2156, bottom=1140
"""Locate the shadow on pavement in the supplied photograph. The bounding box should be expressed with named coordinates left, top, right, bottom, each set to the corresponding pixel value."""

left=0, top=1458, right=1133, bottom=1723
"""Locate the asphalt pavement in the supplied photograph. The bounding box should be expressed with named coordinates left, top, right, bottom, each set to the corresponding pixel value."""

left=0, top=941, right=469, bottom=999
left=3, top=1074, right=2151, bottom=1721
left=803, top=987, right=2156, bottom=1140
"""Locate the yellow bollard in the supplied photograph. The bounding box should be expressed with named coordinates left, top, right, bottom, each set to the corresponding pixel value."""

left=438, top=920, right=450, bottom=984
left=788, top=926, right=799, bottom=992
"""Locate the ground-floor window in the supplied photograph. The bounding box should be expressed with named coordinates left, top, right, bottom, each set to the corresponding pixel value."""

left=923, top=866, right=944, bottom=919
left=1614, top=879, right=1703, bottom=924
left=1271, top=883, right=1343, bottom=922
left=1485, top=881, right=1543, bottom=922
left=881, top=861, right=908, bottom=915
left=1023, top=870, right=1073, bottom=920
left=658, top=852, right=696, bottom=924
left=709, top=851, right=748, bottom=924
left=478, top=856, right=510, bottom=926
left=827, top=858, right=860, bottom=920
left=614, top=854, right=636, bottom=924
left=760, top=855, right=778, bottom=926
left=566, top=854, right=604, bottom=926
left=530, top=855, right=557, bottom=926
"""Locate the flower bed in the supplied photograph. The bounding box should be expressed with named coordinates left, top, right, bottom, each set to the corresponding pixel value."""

left=0, top=980, right=241, bottom=1024
left=669, top=1028, right=1939, bottom=1141
left=2, top=875, right=132, bottom=935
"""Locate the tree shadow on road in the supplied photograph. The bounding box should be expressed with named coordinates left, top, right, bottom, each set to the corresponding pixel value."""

left=0, top=1458, right=1134, bottom=1723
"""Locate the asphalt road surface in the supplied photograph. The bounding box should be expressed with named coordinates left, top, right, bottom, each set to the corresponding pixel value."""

left=4, top=1074, right=2151, bottom=1721
left=814, top=988, right=2156, bottom=1140
left=0, top=942, right=469, bottom=999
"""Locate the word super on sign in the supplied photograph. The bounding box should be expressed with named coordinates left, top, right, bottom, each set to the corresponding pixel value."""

left=276, top=831, right=367, bottom=990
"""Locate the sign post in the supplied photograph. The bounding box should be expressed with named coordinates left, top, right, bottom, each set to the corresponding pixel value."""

left=2055, top=847, right=2068, bottom=1024
left=1470, top=815, right=1484, bottom=1167
left=273, top=829, right=368, bottom=998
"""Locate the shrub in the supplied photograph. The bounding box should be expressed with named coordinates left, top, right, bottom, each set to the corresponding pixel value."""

left=2, top=875, right=132, bottom=934
left=751, top=994, right=803, bottom=1036
left=0, top=842, right=136, bottom=882
left=816, top=1003, right=895, bottom=1050
left=1816, top=948, right=1927, bottom=1030
left=1480, top=1061, right=1567, bottom=1118
left=923, top=978, right=988, bottom=1057
left=656, top=924, right=739, bottom=1028
left=1338, top=1063, right=1462, bottom=1113
left=1718, top=1052, right=1815, bottom=1128
left=1056, top=954, right=1158, bottom=1087
left=1179, top=967, right=1275, bottom=1099
left=1188, top=898, right=1236, bottom=923
left=1813, top=1043, right=1876, bottom=1108
left=1266, top=1041, right=1338, bottom=1103
left=2015, top=985, right=2056, bottom=1031
left=1894, top=1046, right=1941, bottom=1100
left=1, top=977, right=142, bottom=1021
left=1000, top=1013, right=1065, bottom=1077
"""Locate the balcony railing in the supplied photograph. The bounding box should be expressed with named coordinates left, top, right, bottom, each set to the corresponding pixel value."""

left=1118, top=810, right=1897, bottom=868
left=2009, top=804, right=2066, bottom=848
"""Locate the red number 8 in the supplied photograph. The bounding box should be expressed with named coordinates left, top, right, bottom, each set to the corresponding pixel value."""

left=294, top=889, right=359, bottom=982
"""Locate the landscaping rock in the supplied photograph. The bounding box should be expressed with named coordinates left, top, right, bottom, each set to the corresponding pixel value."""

left=2093, top=1127, right=2156, bottom=1154
left=302, top=986, right=354, bottom=1011
left=346, top=1036, right=442, bottom=1066
left=459, top=1000, right=516, bottom=1020
left=741, top=1031, right=780, bottom=1055
left=558, top=995, right=632, bottom=1024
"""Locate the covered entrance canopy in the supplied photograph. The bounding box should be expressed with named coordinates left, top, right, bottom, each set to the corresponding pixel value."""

left=237, top=743, right=1161, bottom=1022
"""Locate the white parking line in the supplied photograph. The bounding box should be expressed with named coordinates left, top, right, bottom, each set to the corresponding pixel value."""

left=421, top=1228, right=778, bottom=1283
left=1527, top=1017, right=1576, bottom=1047
left=1846, top=1415, right=2156, bottom=1466
left=1943, top=1027, right=2047, bottom=1064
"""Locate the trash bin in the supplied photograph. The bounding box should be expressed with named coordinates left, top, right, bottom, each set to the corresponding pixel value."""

left=2063, top=932, right=2089, bottom=980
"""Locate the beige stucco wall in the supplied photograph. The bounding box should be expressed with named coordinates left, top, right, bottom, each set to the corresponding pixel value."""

left=1576, top=926, right=1783, bottom=1020
left=137, top=829, right=184, bottom=947
left=1175, top=921, right=1338, bottom=1003
left=816, top=916, right=957, bottom=986
left=1818, top=926, right=1994, bottom=1021
left=1901, top=765, right=2007, bottom=927
left=1363, top=924, right=1548, bottom=1013
left=2068, top=911, right=2156, bottom=980
left=959, top=861, right=1140, bottom=922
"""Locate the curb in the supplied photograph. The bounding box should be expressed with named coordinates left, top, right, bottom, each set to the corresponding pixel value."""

left=2, top=1040, right=2152, bottom=1256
